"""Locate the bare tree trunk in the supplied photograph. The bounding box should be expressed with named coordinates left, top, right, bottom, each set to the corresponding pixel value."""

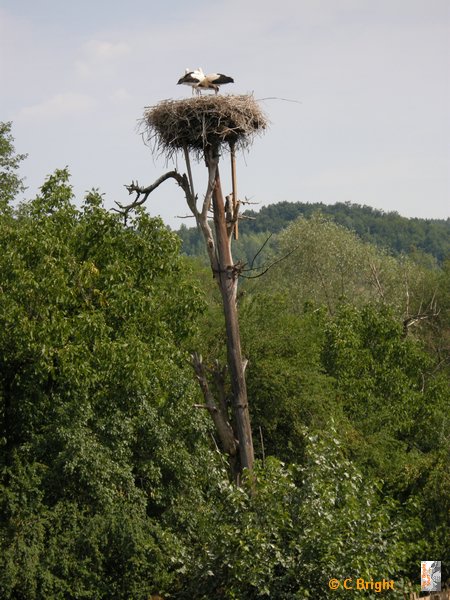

left=208, top=149, right=254, bottom=473
left=120, top=143, right=255, bottom=481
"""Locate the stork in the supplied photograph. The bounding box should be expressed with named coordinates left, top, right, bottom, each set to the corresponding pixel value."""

left=196, top=72, right=234, bottom=95
left=177, top=68, right=205, bottom=95
left=177, top=68, right=234, bottom=95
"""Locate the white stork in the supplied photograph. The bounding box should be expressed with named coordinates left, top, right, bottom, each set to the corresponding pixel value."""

left=177, top=68, right=205, bottom=95
left=197, top=72, right=234, bottom=95
left=177, top=68, right=234, bottom=95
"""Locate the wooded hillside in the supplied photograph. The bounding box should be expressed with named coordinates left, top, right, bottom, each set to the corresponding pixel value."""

left=178, top=200, right=450, bottom=263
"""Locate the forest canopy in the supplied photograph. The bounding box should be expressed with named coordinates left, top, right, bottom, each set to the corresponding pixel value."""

left=178, top=199, right=450, bottom=263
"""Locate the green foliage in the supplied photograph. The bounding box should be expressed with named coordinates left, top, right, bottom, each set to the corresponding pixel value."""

left=0, top=121, right=27, bottom=211
left=264, top=214, right=437, bottom=319
left=0, top=167, right=214, bottom=598
left=322, top=302, right=450, bottom=566
left=322, top=303, right=449, bottom=467
left=187, top=215, right=449, bottom=587
left=181, top=433, right=414, bottom=599
left=240, top=293, right=336, bottom=463
left=190, top=266, right=448, bottom=592
left=239, top=201, right=450, bottom=263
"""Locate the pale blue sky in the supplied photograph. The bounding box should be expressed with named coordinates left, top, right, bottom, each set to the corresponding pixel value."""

left=1, top=0, right=449, bottom=226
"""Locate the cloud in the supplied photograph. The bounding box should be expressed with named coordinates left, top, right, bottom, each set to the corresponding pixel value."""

left=18, top=92, right=96, bottom=120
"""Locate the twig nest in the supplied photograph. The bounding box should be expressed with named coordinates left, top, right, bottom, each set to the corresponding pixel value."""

left=140, top=95, right=268, bottom=160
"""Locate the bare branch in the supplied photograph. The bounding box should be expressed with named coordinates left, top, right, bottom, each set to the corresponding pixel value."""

left=241, top=243, right=300, bottom=280
left=183, top=145, right=196, bottom=206
left=202, top=152, right=218, bottom=220
left=182, top=145, right=199, bottom=218
left=230, top=142, right=239, bottom=240
left=257, top=96, right=302, bottom=104
left=369, top=260, right=385, bottom=300
left=191, top=149, right=220, bottom=275
left=240, top=197, right=260, bottom=206
left=259, top=425, right=266, bottom=466
left=249, top=233, right=272, bottom=271
left=210, top=359, right=229, bottom=421
left=403, top=293, right=440, bottom=336
left=190, top=352, right=237, bottom=457
left=115, top=171, right=193, bottom=215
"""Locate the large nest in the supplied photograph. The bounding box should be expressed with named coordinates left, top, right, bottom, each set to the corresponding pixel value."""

left=140, top=94, right=268, bottom=160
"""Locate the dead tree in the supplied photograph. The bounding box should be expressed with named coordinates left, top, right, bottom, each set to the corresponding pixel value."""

left=116, top=95, right=268, bottom=481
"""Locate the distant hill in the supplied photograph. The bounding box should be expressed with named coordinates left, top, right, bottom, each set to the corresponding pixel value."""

left=177, top=201, right=450, bottom=262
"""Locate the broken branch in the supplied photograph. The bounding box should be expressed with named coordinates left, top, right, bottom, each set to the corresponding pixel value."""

left=190, top=352, right=237, bottom=457
left=115, top=171, right=194, bottom=215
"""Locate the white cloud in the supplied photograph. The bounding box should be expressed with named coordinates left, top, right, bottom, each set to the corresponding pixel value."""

left=18, top=93, right=96, bottom=120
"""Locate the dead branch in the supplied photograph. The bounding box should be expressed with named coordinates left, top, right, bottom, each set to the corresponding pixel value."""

left=115, top=172, right=194, bottom=215
left=369, top=260, right=385, bottom=300
left=240, top=197, right=260, bottom=206
left=241, top=243, right=300, bottom=280
left=210, top=359, right=229, bottom=421
left=190, top=352, right=237, bottom=457
left=259, top=426, right=266, bottom=467
left=257, top=96, right=302, bottom=104
left=196, top=150, right=220, bottom=274
left=403, top=293, right=440, bottom=336
left=183, top=144, right=196, bottom=204
left=249, top=233, right=272, bottom=271
left=202, top=151, right=218, bottom=220
left=230, top=142, right=239, bottom=240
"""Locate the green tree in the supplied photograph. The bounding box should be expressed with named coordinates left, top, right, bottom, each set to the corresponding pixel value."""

left=180, top=434, right=415, bottom=599
left=322, top=303, right=450, bottom=565
left=0, top=166, right=216, bottom=598
left=239, top=292, right=336, bottom=464
left=264, top=214, right=438, bottom=322
left=0, top=121, right=27, bottom=211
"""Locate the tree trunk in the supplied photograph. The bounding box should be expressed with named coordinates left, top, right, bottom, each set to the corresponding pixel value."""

left=210, top=158, right=254, bottom=473
left=121, top=137, right=256, bottom=481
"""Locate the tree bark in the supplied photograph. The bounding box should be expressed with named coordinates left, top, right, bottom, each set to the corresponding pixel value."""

left=208, top=150, right=254, bottom=473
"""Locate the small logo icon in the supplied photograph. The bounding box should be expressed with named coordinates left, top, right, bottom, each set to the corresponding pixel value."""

left=421, top=561, right=441, bottom=592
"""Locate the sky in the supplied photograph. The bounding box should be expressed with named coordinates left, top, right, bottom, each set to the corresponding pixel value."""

left=1, top=0, right=449, bottom=228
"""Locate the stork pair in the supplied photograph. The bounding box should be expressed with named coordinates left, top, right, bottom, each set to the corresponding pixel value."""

left=177, top=68, right=234, bottom=95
